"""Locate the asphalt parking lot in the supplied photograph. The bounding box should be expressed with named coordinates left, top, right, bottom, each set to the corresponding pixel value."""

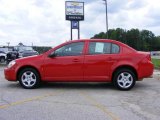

left=0, top=66, right=160, bottom=120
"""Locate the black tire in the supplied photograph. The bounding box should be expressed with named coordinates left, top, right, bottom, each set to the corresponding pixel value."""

left=113, top=69, right=136, bottom=90
left=18, top=68, right=41, bottom=89
left=0, top=57, right=5, bottom=63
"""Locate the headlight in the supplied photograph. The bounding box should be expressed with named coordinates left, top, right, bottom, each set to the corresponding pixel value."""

left=8, top=60, right=16, bottom=68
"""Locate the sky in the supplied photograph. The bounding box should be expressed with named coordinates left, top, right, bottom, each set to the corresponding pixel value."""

left=0, top=0, right=160, bottom=47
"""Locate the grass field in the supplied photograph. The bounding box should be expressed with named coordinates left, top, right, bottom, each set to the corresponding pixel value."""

left=152, top=58, right=160, bottom=69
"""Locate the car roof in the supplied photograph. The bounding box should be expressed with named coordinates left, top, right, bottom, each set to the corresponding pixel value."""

left=45, top=39, right=136, bottom=55
left=64, top=39, right=124, bottom=45
left=64, top=39, right=136, bottom=52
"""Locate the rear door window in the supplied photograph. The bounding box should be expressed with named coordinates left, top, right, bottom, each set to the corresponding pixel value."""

left=89, top=42, right=111, bottom=54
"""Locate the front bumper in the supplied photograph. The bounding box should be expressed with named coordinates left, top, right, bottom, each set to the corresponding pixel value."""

left=4, top=67, right=17, bottom=81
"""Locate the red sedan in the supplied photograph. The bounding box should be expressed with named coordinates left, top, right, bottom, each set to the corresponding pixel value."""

left=4, top=39, right=154, bottom=90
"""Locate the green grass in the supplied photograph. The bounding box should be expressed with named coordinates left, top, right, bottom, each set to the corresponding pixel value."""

left=152, top=58, right=160, bottom=69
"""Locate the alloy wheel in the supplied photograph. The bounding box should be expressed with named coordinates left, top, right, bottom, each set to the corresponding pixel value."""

left=117, top=72, right=133, bottom=89
left=21, top=71, right=37, bottom=87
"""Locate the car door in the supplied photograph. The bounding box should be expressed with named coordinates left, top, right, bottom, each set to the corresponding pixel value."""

left=84, top=41, right=120, bottom=81
left=43, top=42, right=85, bottom=81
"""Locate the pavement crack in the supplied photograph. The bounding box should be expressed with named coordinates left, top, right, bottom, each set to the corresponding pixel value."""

left=39, top=99, right=124, bottom=112
left=0, top=92, right=10, bottom=105
left=121, top=100, right=159, bottom=120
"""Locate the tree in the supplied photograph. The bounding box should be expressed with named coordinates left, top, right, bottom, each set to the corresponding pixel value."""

left=140, top=30, right=155, bottom=51
left=91, top=28, right=160, bottom=51
left=126, top=29, right=140, bottom=50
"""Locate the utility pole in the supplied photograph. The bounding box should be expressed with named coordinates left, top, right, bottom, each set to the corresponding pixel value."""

left=7, top=42, right=10, bottom=51
left=7, top=42, right=10, bottom=47
left=7, top=42, right=10, bottom=50
left=102, top=0, right=109, bottom=39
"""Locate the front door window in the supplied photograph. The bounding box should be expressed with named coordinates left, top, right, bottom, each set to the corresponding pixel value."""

left=54, top=42, right=84, bottom=57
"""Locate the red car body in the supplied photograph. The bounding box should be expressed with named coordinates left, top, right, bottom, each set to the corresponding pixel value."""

left=4, top=39, right=154, bottom=89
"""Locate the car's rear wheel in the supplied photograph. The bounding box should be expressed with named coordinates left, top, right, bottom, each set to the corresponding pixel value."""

left=113, top=69, right=136, bottom=90
left=18, top=68, right=40, bottom=89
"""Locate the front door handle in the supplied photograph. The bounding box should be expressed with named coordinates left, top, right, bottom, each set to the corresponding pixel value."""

left=107, top=57, right=113, bottom=61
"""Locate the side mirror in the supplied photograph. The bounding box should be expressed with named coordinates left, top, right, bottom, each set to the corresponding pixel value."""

left=48, top=52, right=57, bottom=58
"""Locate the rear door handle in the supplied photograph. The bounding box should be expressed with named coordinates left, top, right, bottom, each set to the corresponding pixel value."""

left=73, top=59, right=80, bottom=62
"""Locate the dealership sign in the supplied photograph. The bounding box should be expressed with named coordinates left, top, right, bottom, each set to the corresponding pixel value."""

left=71, top=21, right=79, bottom=29
left=65, top=1, right=84, bottom=21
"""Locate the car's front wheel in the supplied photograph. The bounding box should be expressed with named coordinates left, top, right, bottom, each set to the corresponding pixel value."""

left=113, top=69, right=136, bottom=90
left=18, top=68, right=40, bottom=89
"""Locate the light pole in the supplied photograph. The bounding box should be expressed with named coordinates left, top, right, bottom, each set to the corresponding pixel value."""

left=7, top=42, right=10, bottom=51
left=102, top=0, right=109, bottom=39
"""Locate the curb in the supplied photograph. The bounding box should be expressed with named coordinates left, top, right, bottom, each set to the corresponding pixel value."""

left=153, top=70, right=160, bottom=80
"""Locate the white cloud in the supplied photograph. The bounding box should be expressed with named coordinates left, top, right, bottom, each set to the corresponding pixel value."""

left=0, top=0, right=160, bottom=46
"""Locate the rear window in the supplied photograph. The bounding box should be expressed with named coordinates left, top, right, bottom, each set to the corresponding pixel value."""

left=111, top=44, right=120, bottom=54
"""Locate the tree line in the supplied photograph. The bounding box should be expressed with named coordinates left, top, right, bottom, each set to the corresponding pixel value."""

left=33, top=46, right=52, bottom=54
left=91, top=28, right=160, bottom=51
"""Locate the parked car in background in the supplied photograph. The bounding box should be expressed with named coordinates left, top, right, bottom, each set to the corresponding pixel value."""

left=0, top=51, right=6, bottom=63
left=4, top=39, right=154, bottom=90
left=0, top=47, right=11, bottom=53
left=14, top=46, right=39, bottom=58
left=6, top=51, right=19, bottom=64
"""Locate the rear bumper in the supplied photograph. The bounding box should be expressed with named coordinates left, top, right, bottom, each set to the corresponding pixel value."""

left=138, top=62, right=154, bottom=79
left=148, top=75, right=153, bottom=78
left=4, top=67, right=17, bottom=81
